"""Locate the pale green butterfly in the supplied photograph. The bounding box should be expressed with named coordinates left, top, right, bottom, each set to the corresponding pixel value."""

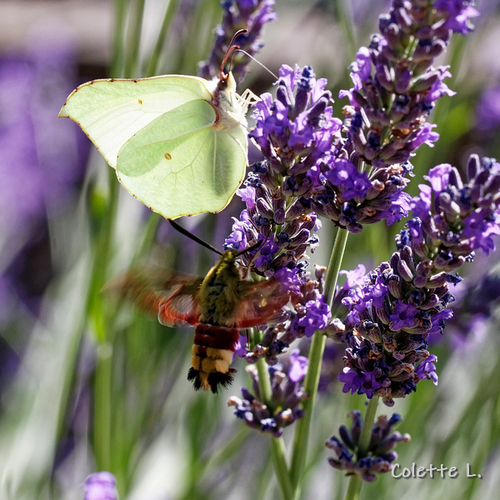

left=59, top=34, right=255, bottom=219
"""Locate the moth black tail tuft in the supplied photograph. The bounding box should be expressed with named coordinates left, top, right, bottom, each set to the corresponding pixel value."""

left=187, top=367, right=237, bottom=393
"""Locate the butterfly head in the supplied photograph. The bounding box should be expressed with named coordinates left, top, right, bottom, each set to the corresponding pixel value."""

left=217, top=70, right=237, bottom=94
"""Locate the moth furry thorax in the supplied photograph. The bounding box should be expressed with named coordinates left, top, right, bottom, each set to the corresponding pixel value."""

left=197, top=250, right=243, bottom=325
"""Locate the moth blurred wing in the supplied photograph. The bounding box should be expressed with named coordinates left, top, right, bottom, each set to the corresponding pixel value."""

left=105, top=269, right=202, bottom=326
left=158, top=286, right=202, bottom=326
left=232, top=279, right=289, bottom=328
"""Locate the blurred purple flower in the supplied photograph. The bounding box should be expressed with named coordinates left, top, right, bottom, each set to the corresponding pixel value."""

left=83, top=472, right=118, bottom=500
left=0, top=28, right=89, bottom=390
left=476, top=86, right=500, bottom=132
left=288, top=349, right=308, bottom=382
left=435, top=262, right=500, bottom=350
left=351, top=0, right=392, bottom=27
left=0, top=41, right=88, bottom=241
left=435, top=0, right=479, bottom=34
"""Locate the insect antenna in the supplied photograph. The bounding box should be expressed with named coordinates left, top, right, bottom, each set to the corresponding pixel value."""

left=219, top=29, right=248, bottom=83
left=233, top=49, right=278, bottom=80
left=168, top=219, right=223, bottom=256
left=233, top=239, right=266, bottom=278
left=234, top=239, right=264, bottom=257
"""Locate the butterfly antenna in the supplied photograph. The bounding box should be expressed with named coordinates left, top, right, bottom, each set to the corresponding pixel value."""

left=234, top=49, right=278, bottom=80
left=220, top=29, right=248, bottom=82
left=168, top=220, right=223, bottom=256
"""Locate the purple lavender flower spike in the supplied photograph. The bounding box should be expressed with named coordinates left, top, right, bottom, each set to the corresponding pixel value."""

left=227, top=64, right=338, bottom=274
left=316, top=0, right=477, bottom=232
left=223, top=64, right=336, bottom=365
left=326, top=411, right=410, bottom=482
left=83, top=472, right=118, bottom=500
left=198, top=0, right=277, bottom=84
left=336, top=154, right=500, bottom=406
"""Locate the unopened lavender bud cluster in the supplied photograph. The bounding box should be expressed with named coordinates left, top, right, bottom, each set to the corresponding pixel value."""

left=326, top=411, right=410, bottom=482
left=198, top=0, right=277, bottom=84
left=227, top=351, right=308, bottom=437
left=337, top=154, right=500, bottom=406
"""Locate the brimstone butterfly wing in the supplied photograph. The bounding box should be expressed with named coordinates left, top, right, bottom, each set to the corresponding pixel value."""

left=59, top=71, right=253, bottom=219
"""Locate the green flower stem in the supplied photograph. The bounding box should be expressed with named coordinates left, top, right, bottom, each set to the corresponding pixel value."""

left=344, top=475, right=361, bottom=500
left=251, top=330, right=293, bottom=499
left=92, top=0, right=153, bottom=477
left=332, top=0, right=357, bottom=63
left=250, top=328, right=273, bottom=405
left=94, top=342, right=114, bottom=471
left=88, top=169, right=119, bottom=338
left=111, top=0, right=127, bottom=77
left=270, top=437, right=294, bottom=500
left=290, top=328, right=326, bottom=499
left=145, top=0, right=180, bottom=77
left=323, top=228, right=350, bottom=305
left=208, top=426, right=250, bottom=469
left=136, top=212, right=161, bottom=260
left=290, top=228, right=349, bottom=496
left=344, top=396, right=379, bottom=500
left=357, top=396, right=379, bottom=456
left=89, top=0, right=128, bottom=470
left=255, top=357, right=273, bottom=405
left=125, top=0, right=146, bottom=77
left=89, top=169, right=119, bottom=470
